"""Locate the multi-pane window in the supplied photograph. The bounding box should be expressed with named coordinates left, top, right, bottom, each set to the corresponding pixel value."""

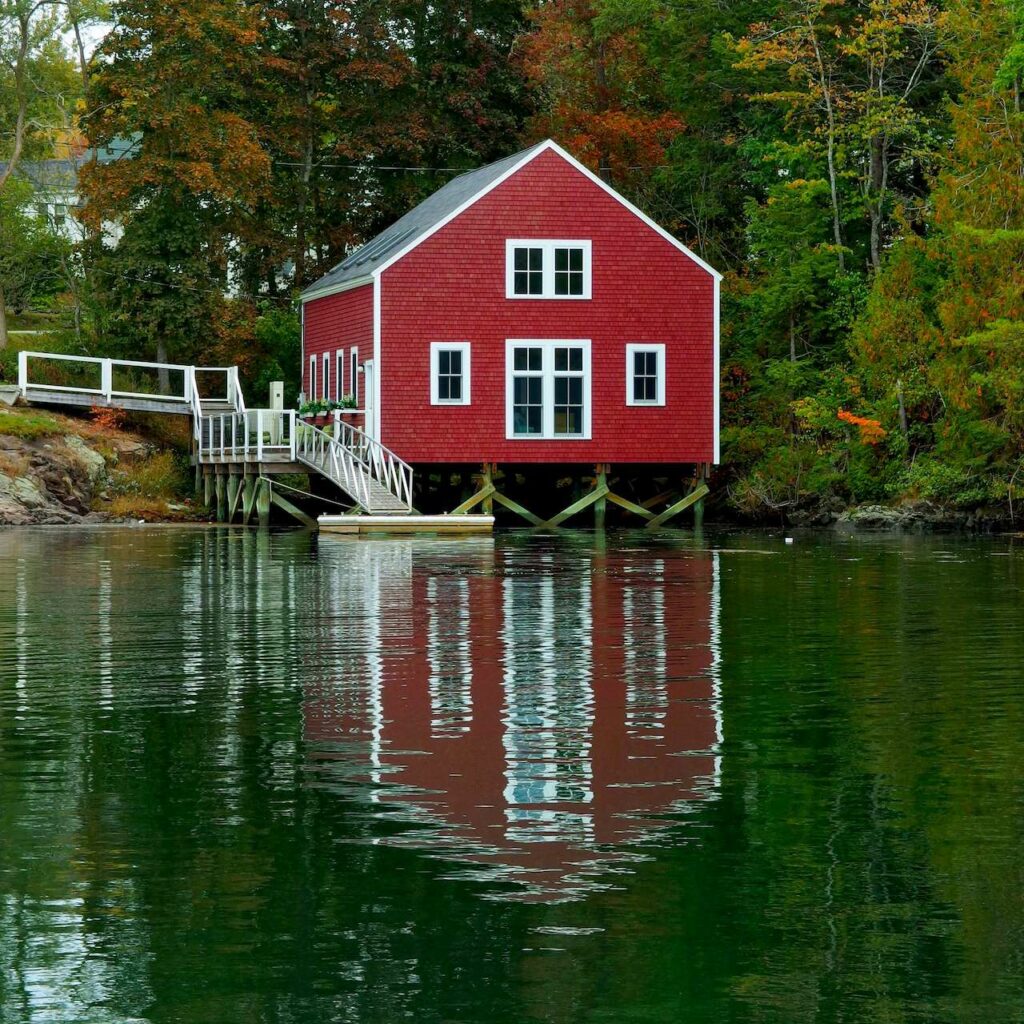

left=511, top=346, right=544, bottom=434
left=506, top=241, right=591, bottom=299
left=553, top=346, right=585, bottom=434
left=512, top=247, right=544, bottom=296
left=625, top=344, right=666, bottom=406
left=430, top=342, right=471, bottom=405
left=554, top=247, right=585, bottom=296
left=506, top=341, right=591, bottom=439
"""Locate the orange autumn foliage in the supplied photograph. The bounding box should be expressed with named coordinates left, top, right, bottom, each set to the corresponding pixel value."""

left=837, top=409, right=887, bottom=445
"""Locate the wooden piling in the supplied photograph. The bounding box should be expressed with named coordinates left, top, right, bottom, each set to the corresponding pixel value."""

left=226, top=473, right=240, bottom=523
left=594, top=464, right=608, bottom=531
left=215, top=473, right=227, bottom=523
left=256, top=477, right=271, bottom=529
left=241, top=474, right=256, bottom=526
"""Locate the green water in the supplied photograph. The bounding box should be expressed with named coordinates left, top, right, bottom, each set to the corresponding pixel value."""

left=0, top=528, right=1022, bottom=1023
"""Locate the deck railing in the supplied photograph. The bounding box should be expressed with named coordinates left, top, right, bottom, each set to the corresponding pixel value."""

left=19, top=351, right=196, bottom=406
left=196, top=409, right=297, bottom=462
left=331, top=411, right=413, bottom=510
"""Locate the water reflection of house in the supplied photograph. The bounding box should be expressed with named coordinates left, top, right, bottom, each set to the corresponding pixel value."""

left=305, top=540, right=722, bottom=901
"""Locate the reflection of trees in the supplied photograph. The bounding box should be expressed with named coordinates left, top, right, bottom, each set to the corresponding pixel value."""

left=0, top=532, right=1020, bottom=1022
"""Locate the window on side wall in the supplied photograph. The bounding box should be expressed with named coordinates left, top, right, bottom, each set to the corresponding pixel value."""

left=505, top=340, right=591, bottom=440
left=350, top=348, right=359, bottom=407
left=430, top=342, right=471, bottom=406
left=336, top=350, right=345, bottom=401
left=308, top=355, right=316, bottom=402
left=505, top=241, right=591, bottom=300
left=625, top=344, right=666, bottom=407
left=322, top=352, right=330, bottom=401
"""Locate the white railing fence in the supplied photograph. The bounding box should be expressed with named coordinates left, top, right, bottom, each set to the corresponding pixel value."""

left=296, top=421, right=374, bottom=510
left=332, top=411, right=413, bottom=509
left=196, top=409, right=297, bottom=462
left=19, top=351, right=194, bottom=405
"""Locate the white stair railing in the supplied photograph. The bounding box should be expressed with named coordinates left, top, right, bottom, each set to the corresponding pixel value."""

left=295, top=421, right=374, bottom=510
left=331, top=412, right=413, bottom=510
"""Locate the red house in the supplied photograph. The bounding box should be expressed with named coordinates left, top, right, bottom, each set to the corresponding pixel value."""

left=300, top=140, right=720, bottom=516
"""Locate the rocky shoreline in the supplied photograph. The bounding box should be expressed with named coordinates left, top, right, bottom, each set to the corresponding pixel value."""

left=0, top=406, right=1016, bottom=531
left=0, top=407, right=198, bottom=526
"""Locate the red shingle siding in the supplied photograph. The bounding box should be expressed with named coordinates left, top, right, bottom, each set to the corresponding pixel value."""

left=302, top=284, right=373, bottom=409
left=308, top=147, right=716, bottom=465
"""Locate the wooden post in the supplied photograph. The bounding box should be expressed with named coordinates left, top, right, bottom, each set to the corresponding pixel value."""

left=203, top=469, right=212, bottom=508
left=215, top=472, right=227, bottom=523
left=482, top=463, right=494, bottom=516
left=693, top=466, right=706, bottom=532
left=226, top=473, right=240, bottom=523
left=241, top=474, right=257, bottom=526
left=257, top=477, right=271, bottom=529
left=594, top=464, right=608, bottom=531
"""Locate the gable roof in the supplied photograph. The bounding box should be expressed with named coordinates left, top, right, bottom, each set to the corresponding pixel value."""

left=301, top=142, right=547, bottom=299
left=301, top=139, right=721, bottom=301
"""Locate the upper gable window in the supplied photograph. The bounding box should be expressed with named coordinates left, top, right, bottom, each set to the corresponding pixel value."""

left=506, top=240, right=592, bottom=300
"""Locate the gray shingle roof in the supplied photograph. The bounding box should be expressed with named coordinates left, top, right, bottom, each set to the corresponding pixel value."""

left=302, top=141, right=548, bottom=298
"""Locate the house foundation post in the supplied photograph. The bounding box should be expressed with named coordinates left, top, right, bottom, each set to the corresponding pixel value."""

left=482, top=463, right=494, bottom=516
left=203, top=468, right=213, bottom=509
left=594, top=464, right=608, bottom=531
left=693, top=464, right=707, bottom=532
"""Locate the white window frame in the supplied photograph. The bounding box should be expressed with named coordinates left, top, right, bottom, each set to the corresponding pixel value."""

left=505, top=339, right=592, bottom=440
left=350, top=347, right=359, bottom=407
left=336, top=350, right=345, bottom=401
left=505, top=240, right=592, bottom=300
left=322, top=352, right=330, bottom=401
left=626, top=343, right=666, bottom=407
left=308, top=355, right=316, bottom=402
left=430, top=341, right=472, bottom=406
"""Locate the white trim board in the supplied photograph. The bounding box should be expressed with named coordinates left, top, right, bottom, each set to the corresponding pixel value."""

left=301, top=274, right=373, bottom=304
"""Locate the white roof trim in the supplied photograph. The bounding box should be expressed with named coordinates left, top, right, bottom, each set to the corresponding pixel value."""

left=370, top=138, right=722, bottom=284
left=543, top=140, right=722, bottom=281
left=301, top=274, right=373, bottom=304
left=371, top=143, right=547, bottom=283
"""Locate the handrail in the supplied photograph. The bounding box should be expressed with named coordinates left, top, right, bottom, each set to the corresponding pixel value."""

left=331, top=411, right=413, bottom=509
left=295, top=421, right=374, bottom=511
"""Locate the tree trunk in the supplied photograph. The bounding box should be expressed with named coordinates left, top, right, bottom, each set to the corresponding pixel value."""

left=897, top=380, right=908, bottom=439
left=868, top=134, right=886, bottom=271
left=157, top=338, right=170, bottom=393
left=0, top=283, right=8, bottom=350
left=809, top=24, right=845, bottom=271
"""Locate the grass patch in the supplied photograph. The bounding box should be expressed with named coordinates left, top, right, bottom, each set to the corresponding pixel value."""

left=0, top=408, right=64, bottom=439
left=99, top=450, right=196, bottom=521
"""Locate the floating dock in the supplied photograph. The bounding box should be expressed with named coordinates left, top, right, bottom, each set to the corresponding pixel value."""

left=319, top=514, right=494, bottom=535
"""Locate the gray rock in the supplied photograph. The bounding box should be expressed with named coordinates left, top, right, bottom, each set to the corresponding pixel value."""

left=64, top=434, right=107, bottom=482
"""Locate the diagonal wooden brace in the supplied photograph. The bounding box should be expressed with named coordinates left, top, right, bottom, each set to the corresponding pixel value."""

left=450, top=482, right=496, bottom=515
left=605, top=491, right=655, bottom=521
left=539, top=483, right=610, bottom=529
left=646, top=484, right=709, bottom=530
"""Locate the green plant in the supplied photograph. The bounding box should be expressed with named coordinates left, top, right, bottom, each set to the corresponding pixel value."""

left=0, top=409, right=63, bottom=439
